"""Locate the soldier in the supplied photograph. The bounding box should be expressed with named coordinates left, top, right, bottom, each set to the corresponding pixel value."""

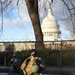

left=21, top=49, right=45, bottom=75
left=9, top=52, right=24, bottom=75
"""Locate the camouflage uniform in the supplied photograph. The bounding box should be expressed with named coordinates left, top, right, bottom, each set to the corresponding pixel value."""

left=9, top=53, right=24, bottom=75
left=21, top=56, right=45, bottom=75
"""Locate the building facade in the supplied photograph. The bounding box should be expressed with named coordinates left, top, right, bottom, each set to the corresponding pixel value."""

left=41, top=9, right=61, bottom=41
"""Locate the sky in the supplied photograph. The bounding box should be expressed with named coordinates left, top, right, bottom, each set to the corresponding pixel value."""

left=0, top=0, right=71, bottom=42
left=0, top=0, right=36, bottom=42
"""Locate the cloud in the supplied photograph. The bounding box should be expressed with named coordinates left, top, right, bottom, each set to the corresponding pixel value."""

left=0, top=16, right=31, bottom=29
left=0, top=0, right=32, bottom=28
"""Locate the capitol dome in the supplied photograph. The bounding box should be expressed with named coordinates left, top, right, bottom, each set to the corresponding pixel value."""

left=41, top=9, right=61, bottom=41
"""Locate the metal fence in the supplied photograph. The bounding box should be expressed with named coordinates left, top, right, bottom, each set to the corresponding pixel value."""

left=0, top=40, right=75, bottom=52
left=44, top=40, right=75, bottom=50
left=0, top=40, right=75, bottom=75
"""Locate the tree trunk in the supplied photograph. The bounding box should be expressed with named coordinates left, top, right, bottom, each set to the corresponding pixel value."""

left=25, top=0, right=44, bottom=50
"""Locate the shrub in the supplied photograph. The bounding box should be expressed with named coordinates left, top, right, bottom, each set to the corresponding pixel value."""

left=0, top=50, right=75, bottom=67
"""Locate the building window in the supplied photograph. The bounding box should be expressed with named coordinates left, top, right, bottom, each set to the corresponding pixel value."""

left=0, top=45, right=2, bottom=51
left=49, top=32, right=52, bottom=36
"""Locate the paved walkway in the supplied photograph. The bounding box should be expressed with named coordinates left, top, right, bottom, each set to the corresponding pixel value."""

left=0, top=73, right=57, bottom=75
left=0, top=73, right=8, bottom=75
left=44, top=67, right=75, bottom=75
left=0, top=66, right=75, bottom=75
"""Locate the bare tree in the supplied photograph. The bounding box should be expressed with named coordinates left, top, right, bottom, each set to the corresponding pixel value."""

left=25, top=0, right=44, bottom=50
left=61, top=0, right=75, bottom=38
left=0, top=0, right=75, bottom=50
left=47, top=0, right=75, bottom=38
left=0, top=0, right=45, bottom=50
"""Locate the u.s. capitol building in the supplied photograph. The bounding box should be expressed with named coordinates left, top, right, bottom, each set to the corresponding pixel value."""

left=41, top=9, right=61, bottom=41
left=2, top=9, right=74, bottom=52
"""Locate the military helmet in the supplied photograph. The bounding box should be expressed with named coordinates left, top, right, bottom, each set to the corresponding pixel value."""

left=13, top=52, right=17, bottom=58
